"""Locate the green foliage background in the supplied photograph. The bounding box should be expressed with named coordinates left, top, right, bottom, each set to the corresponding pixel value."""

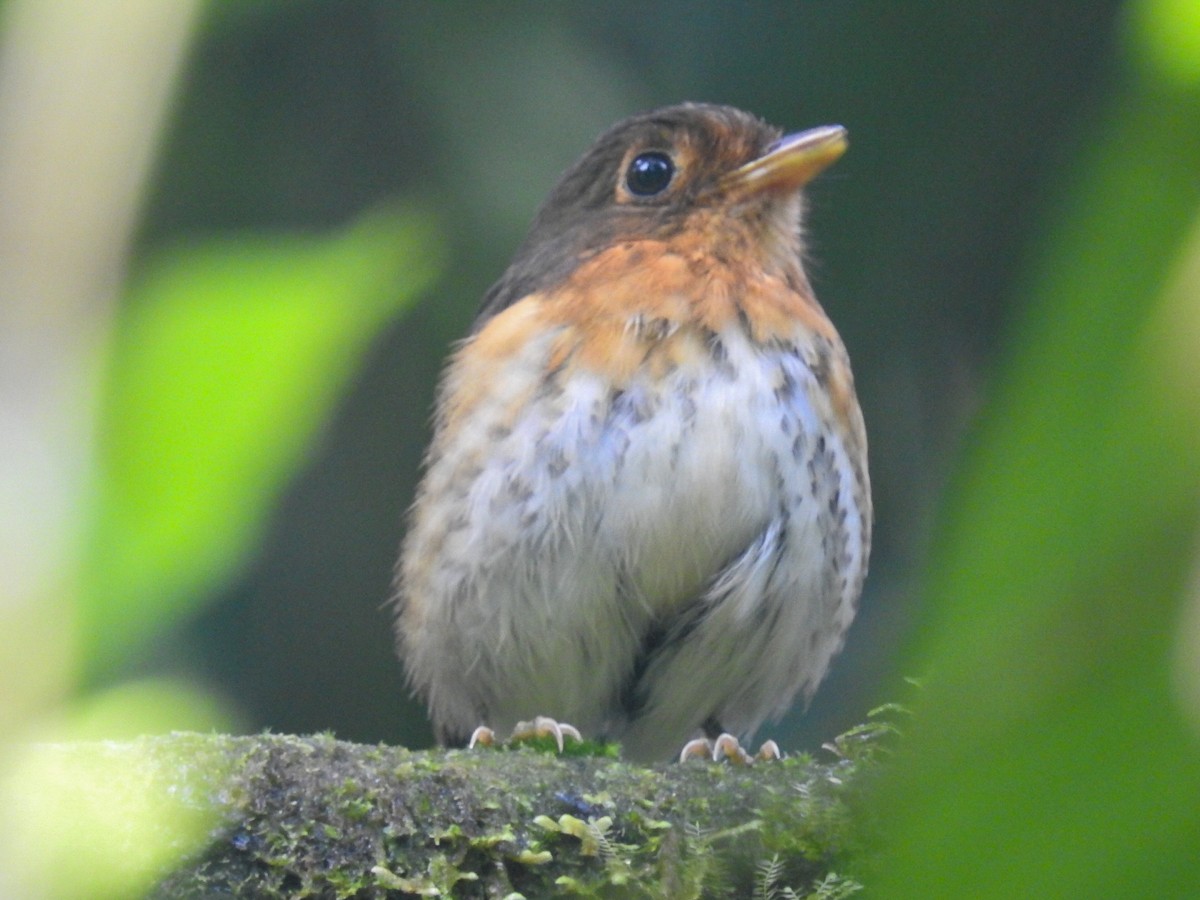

left=872, top=3, right=1200, bottom=893
left=2, top=1, right=1199, bottom=896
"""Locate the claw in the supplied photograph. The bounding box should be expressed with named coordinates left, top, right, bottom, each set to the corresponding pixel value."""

left=511, top=715, right=581, bottom=753
left=755, top=739, right=782, bottom=762
left=468, top=725, right=496, bottom=749
left=678, top=734, right=784, bottom=764
left=712, top=733, right=753, bottom=765
left=678, top=737, right=714, bottom=762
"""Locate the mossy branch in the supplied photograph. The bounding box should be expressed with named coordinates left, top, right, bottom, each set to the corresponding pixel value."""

left=38, top=731, right=878, bottom=898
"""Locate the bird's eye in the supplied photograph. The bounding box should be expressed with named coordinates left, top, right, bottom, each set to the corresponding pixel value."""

left=625, top=151, right=674, bottom=196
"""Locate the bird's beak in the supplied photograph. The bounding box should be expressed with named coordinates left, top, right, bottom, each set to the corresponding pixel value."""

left=720, top=124, right=847, bottom=197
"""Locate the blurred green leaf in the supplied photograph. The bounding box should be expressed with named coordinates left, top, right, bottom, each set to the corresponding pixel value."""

left=1132, top=0, right=1200, bottom=87
left=1, top=735, right=228, bottom=900
left=80, top=207, right=441, bottom=678
left=871, top=6, right=1200, bottom=897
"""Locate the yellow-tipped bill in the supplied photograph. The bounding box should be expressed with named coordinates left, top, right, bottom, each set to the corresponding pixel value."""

left=722, top=124, right=848, bottom=196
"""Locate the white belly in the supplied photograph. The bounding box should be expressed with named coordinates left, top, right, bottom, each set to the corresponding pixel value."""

left=401, top=324, right=869, bottom=759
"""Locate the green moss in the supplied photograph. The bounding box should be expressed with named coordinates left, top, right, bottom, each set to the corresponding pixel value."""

left=26, top=725, right=894, bottom=898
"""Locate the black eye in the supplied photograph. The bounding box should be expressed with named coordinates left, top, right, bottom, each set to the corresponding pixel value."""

left=625, top=151, right=674, bottom=196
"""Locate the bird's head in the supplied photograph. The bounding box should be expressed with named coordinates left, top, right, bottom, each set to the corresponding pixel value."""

left=477, top=103, right=846, bottom=325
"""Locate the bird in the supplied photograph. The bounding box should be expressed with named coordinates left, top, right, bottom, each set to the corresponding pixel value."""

left=394, top=103, right=870, bottom=763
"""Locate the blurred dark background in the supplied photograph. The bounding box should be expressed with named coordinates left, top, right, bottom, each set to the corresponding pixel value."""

left=117, top=0, right=1128, bottom=750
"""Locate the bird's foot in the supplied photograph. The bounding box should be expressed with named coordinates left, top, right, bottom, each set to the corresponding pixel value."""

left=468, top=716, right=582, bottom=753
left=512, top=716, right=583, bottom=753
left=678, top=733, right=782, bottom=765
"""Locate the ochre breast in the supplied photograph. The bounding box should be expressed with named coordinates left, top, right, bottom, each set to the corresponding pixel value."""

left=441, top=238, right=859, bottom=452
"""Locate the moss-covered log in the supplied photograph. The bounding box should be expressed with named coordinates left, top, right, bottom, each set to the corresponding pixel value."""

left=36, top=732, right=872, bottom=898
